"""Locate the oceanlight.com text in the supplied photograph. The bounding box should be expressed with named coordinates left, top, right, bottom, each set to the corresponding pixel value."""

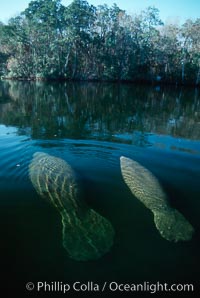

left=26, top=281, right=194, bottom=294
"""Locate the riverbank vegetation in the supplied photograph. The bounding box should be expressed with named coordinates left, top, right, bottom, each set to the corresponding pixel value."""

left=0, top=0, right=200, bottom=86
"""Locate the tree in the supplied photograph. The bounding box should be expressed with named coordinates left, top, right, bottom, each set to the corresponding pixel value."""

left=22, top=0, right=67, bottom=78
left=158, top=23, right=181, bottom=83
left=64, top=0, right=97, bottom=79
left=0, top=0, right=199, bottom=85
left=181, top=19, right=200, bottom=85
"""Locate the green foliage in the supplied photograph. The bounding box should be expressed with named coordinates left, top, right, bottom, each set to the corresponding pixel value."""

left=0, top=0, right=199, bottom=85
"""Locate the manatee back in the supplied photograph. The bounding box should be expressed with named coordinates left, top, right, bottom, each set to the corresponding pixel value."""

left=29, top=152, right=86, bottom=214
left=29, top=152, right=115, bottom=260
left=120, top=156, right=194, bottom=242
left=120, top=156, right=168, bottom=211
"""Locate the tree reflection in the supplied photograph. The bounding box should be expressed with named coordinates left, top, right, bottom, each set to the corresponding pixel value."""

left=0, top=81, right=199, bottom=142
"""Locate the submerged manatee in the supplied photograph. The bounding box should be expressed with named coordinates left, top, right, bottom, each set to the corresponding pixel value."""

left=29, top=152, right=114, bottom=261
left=120, top=156, right=194, bottom=242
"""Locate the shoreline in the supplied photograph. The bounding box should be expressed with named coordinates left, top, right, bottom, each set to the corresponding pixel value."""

left=1, top=77, right=199, bottom=88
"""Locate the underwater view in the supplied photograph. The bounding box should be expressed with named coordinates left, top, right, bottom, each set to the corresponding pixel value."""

left=0, top=81, right=200, bottom=296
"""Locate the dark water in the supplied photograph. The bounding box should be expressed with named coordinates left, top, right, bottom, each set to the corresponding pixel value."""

left=0, top=81, right=200, bottom=296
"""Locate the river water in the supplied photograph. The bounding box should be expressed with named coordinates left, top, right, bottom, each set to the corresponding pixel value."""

left=0, top=81, right=200, bottom=296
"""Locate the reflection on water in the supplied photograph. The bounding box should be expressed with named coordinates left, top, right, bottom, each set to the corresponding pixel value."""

left=29, top=152, right=114, bottom=261
left=0, top=81, right=199, bottom=145
left=0, top=81, right=200, bottom=295
left=120, top=156, right=194, bottom=242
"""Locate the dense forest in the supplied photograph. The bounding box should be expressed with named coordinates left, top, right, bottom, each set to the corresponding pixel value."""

left=0, top=0, right=200, bottom=85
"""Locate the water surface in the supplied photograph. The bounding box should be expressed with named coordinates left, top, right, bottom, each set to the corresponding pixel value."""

left=0, top=81, right=200, bottom=296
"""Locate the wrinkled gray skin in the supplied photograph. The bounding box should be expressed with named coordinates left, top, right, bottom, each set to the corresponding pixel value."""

left=120, top=156, right=194, bottom=242
left=29, top=152, right=114, bottom=261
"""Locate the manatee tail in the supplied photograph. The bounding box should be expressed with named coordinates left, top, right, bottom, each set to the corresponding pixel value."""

left=61, top=209, right=115, bottom=261
left=153, top=208, right=194, bottom=242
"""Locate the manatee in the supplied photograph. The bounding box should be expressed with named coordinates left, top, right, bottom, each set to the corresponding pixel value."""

left=29, top=152, right=114, bottom=261
left=120, top=156, right=194, bottom=242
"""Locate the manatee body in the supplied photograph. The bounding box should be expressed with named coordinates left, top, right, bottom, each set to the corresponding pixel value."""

left=120, top=156, right=194, bottom=242
left=29, top=152, right=114, bottom=261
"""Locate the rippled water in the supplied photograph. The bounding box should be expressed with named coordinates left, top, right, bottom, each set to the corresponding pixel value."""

left=0, top=81, right=200, bottom=296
